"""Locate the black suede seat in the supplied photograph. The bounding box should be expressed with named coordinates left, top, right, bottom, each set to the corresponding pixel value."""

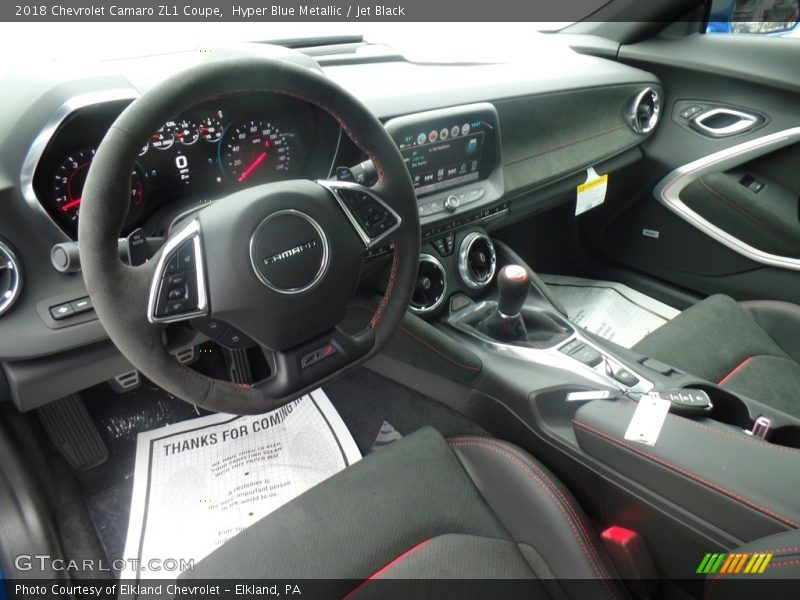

left=183, top=427, right=627, bottom=599
left=634, top=295, right=800, bottom=418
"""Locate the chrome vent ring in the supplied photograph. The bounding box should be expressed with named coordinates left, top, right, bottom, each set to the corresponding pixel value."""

left=0, top=240, right=22, bottom=317
left=625, top=87, right=661, bottom=135
left=409, top=254, right=447, bottom=314
left=458, top=232, right=496, bottom=290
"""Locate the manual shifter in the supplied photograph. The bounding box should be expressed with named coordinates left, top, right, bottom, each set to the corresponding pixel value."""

left=477, top=264, right=567, bottom=345
left=478, top=265, right=530, bottom=342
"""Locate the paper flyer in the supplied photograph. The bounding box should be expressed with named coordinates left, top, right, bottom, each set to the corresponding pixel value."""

left=120, top=389, right=360, bottom=581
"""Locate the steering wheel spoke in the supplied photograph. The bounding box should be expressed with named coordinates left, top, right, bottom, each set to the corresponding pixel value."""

left=255, top=325, right=375, bottom=399
left=147, top=219, right=209, bottom=324
left=318, top=180, right=402, bottom=250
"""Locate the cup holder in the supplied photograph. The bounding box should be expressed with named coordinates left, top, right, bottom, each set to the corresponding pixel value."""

left=684, top=382, right=800, bottom=449
left=768, top=425, right=800, bottom=449
left=681, top=382, right=752, bottom=428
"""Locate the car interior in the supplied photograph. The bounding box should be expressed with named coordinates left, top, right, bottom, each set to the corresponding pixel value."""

left=1, top=0, right=800, bottom=598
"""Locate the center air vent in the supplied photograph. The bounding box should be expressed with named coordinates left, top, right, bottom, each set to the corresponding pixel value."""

left=458, top=232, right=497, bottom=290
left=0, top=240, right=22, bottom=317
left=409, top=254, right=447, bottom=314
left=625, top=87, right=661, bottom=135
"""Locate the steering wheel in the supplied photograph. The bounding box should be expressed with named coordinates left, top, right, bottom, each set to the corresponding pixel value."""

left=78, top=58, right=420, bottom=415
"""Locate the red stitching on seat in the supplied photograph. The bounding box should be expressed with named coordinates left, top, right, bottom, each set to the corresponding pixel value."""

left=734, top=545, right=800, bottom=557
left=769, top=558, right=800, bottom=568
left=448, top=439, right=620, bottom=600
left=449, top=439, right=619, bottom=583
left=717, top=356, right=754, bottom=385
left=572, top=420, right=800, bottom=528
left=342, top=538, right=432, bottom=599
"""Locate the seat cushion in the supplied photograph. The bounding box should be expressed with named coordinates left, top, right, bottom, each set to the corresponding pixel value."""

left=633, top=294, right=800, bottom=417
left=182, top=427, right=625, bottom=600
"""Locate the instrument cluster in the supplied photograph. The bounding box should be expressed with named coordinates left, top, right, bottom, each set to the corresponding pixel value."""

left=34, top=93, right=341, bottom=238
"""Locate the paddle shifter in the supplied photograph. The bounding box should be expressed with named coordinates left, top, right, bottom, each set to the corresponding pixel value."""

left=477, top=264, right=566, bottom=344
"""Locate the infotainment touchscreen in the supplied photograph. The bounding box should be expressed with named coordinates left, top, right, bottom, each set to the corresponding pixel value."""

left=397, top=119, right=486, bottom=196
left=386, top=105, right=498, bottom=198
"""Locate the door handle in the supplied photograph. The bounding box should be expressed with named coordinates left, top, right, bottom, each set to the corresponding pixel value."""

left=691, top=108, right=761, bottom=138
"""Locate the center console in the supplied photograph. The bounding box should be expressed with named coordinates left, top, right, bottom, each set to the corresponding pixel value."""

left=355, top=101, right=800, bottom=587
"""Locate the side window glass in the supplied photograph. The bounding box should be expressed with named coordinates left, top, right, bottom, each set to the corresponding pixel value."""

left=707, top=0, right=800, bottom=36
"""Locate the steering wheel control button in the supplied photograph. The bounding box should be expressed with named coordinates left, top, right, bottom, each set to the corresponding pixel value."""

left=167, top=272, right=188, bottom=288
left=191, top=317, right=227, bottom=340
left=50, top=302, right=75, bottom=320
left=148, top=220, right=208, bottom=324
left=250, top=210, right=329, bottom=295
left=301, top=343, right=337, bottom=369
left=218, top=327, right=253, bottom=350
left=155, top=273, right=198, bottom=317
left=164, top=254, right=180, bottom=275
left=177, top=242, right=196, bottom=270
left=319, top=181, right=402, bottom=248
left=338, top=189, right=398, bottom=239
left=168, top=286, right=187, bottom=301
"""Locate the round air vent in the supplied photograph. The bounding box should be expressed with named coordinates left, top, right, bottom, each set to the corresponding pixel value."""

left=0, top=240, right=22, bottom=317
left=458, top=232, right=497, bottom=290
left=625, top=87, right=661, bottom=135
left=409, top=254, right=447, bottom=314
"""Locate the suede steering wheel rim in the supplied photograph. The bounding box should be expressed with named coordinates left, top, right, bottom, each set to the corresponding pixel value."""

left=78, top=58, right=419, bottom=415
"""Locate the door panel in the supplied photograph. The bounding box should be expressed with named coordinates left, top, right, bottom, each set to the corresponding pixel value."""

left=682, top=164, right=800, bottom=259
left=582, top=33, right=800, bottom=303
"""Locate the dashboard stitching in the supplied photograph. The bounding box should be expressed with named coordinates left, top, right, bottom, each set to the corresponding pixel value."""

left=504, top=123, right=629, bottom=166
left=348, top=304, right=480, bottom=373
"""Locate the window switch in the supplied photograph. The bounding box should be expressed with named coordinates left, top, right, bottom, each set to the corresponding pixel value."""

left=739, top=174, right=765, bottom=193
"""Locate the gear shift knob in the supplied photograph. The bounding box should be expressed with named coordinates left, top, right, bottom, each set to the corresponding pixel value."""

left=497, top=265, right=529, bottom=318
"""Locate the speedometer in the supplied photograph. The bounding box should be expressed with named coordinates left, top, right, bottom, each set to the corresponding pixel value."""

left=221, top=120, right=291, bottom=184
left=52, top=148, right=145, bottom=226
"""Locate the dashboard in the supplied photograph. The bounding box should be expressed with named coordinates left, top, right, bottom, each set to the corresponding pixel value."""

left=31, top=93, right=341, bottom=239
left=0, top=41, right=661, bottom=409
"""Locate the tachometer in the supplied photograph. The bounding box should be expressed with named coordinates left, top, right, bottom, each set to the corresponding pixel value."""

left=221, top=120, right=291, bottom=184
left=52, top=148, right=145, bottom=226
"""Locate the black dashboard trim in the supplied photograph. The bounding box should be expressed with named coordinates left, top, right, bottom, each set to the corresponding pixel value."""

left=19, top=88, right=139, bottom=241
